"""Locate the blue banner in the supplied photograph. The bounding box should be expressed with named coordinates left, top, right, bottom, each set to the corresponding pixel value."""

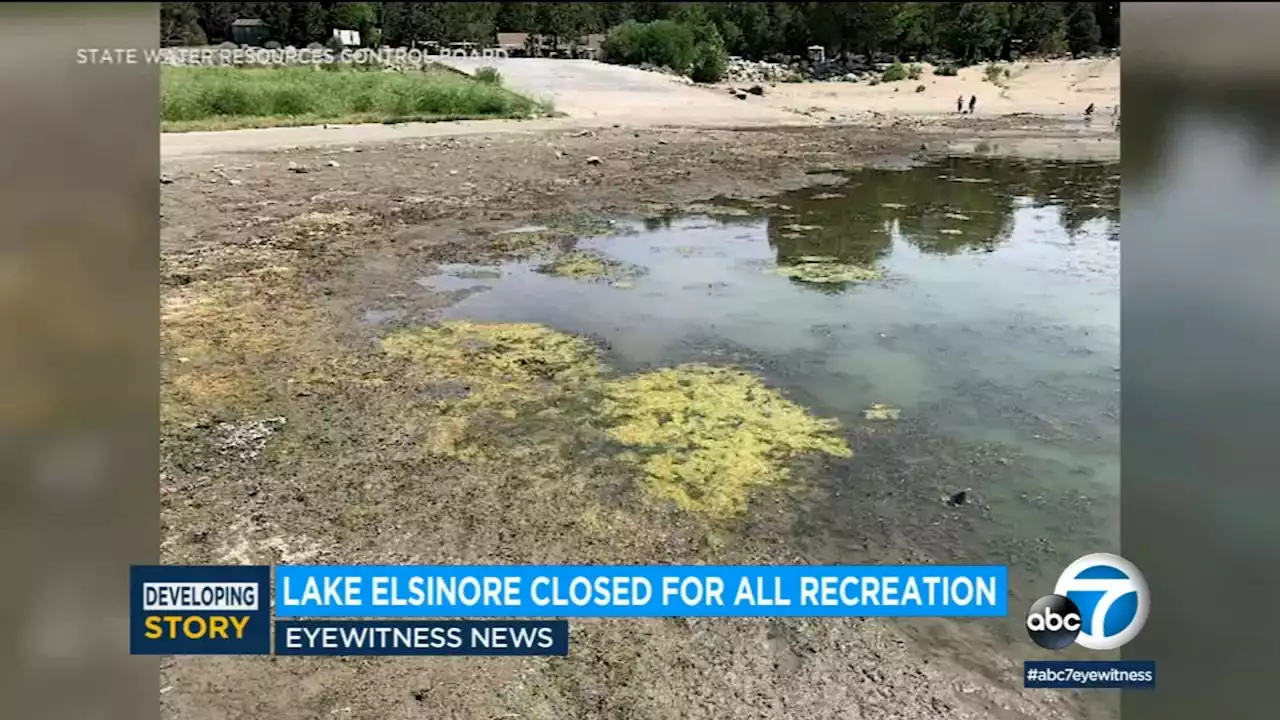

left=275, top=620, right=569, bottom=656
left=274, top=565, right=1007, bottom=618
left=1024, top=661, right=1157, bottom=689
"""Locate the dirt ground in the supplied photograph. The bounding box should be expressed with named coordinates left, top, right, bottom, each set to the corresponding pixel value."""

left=160, top=115, right=1118, bottom=720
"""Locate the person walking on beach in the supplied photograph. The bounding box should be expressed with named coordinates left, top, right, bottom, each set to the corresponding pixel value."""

left=957, top=95, right=964, bottom=113
left=968, top=95, right=977, bottom=114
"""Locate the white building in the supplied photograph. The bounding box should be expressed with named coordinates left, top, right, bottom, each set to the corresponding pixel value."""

left=332, top=29, right=361, bottom=47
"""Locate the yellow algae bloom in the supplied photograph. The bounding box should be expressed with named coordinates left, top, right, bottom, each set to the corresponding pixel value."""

left=381, top=321, right=601, bottom=386
left=600, top=364, right=852, bottom=518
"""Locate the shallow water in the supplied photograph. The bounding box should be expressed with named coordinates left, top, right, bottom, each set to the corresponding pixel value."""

left=420, top=156, right=1120, bottom=666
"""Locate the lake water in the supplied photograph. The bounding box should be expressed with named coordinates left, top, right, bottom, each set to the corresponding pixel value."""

left=421, top=156, right=1121, bottom=691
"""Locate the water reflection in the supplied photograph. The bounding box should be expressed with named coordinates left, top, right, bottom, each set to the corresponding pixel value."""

left=764, top=158, right=1120, bottom=279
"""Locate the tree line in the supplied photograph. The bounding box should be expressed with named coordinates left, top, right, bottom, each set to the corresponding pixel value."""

left=163, top=2, right=1119, bottom=63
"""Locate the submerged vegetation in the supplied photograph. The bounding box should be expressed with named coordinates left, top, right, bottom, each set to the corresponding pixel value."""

left=864, top=403, right=901, bottom=421
left=774, top=257, right=884, bottom=285
left=537, top=250, right=645, bottom=285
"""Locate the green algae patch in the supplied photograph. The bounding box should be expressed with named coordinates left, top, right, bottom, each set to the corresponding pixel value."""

left=538, top=250, right=644, bottom=283
left=599, top=364, right=852, bottom=519
left=485, top=229, right=574, bottom=260
left=775, top=259, right=884, bottom=285
left=381, top=321, right=603, bottom=458
left=382, top=321, right=601, bottom=387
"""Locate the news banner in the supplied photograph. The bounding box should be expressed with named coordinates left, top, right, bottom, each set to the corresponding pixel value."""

left=132, top=556, right=1155, bottom=690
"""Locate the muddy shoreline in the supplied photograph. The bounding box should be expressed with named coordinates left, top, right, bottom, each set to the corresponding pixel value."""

left=160, top=118, right=1117, bottom=720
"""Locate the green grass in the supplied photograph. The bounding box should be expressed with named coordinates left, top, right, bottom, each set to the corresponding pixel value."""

left=473, top=66, right=503, bottom=85
left=161, top=66, right=550, bottom=132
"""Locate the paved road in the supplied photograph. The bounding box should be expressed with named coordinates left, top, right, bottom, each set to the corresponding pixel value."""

left=161, top=116, right=587, bottom=160
left=435, top=57, right=803, bottom=125
left=162, top=59, right=811, bottom=160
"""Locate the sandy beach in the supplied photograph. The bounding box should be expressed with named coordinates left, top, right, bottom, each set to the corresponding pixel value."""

left=732, top=58, right=1120, bottom=125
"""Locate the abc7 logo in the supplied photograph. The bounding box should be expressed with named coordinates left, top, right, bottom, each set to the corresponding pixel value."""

left=1026, top=553, right=1150, bottom=651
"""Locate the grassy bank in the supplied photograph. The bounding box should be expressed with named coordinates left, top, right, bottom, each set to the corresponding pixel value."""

left=161, top=65, right=550, bottom=132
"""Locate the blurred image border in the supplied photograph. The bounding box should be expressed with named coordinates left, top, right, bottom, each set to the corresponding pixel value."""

left=0, top=4, right=159, bottom=720
left=1124, top=4, right=1280, bottom=719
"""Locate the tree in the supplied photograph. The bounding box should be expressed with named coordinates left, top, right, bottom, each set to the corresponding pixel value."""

left=1011, top=2, right=1068, bottom=56
left=496, top=2, right=537, bottom=31
left=629, top=3, right=671, bottom=23
left=161, top=2, right=205, bottom=45
left=194, top=2, right=239, bottom=43
left=769, top=3, right=813, bottom=57
left=936, top=3, right=1007, bottom=64
left=845, top=3, right=901, bottom=59
left=1066, top=2, right=1102, bottom=56
left=726, top=2, right=773, bottom=57
left=596, top=2, right=633, bottom=30
left=670, top=3, right=710, bottom=29
left=688, top=21, right=728, bottom=82
left=534, top=2, right=587, bottom=48
left=300, top=2, right=329, bottom=44
left=165, top=1, right=1120, bottom=58
left=332, top=2, right=377, bottom=38
left=434, top=2, right=500, bottom=42
left=807, top=2, right=901, bottom=59
left=892, top=2, right=938, bottom=58
left=249, top=2, right=294, bottom=44
left=1094, top=2, right=1120, bottom=49
left=381, top=2, right=419, bottom=45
